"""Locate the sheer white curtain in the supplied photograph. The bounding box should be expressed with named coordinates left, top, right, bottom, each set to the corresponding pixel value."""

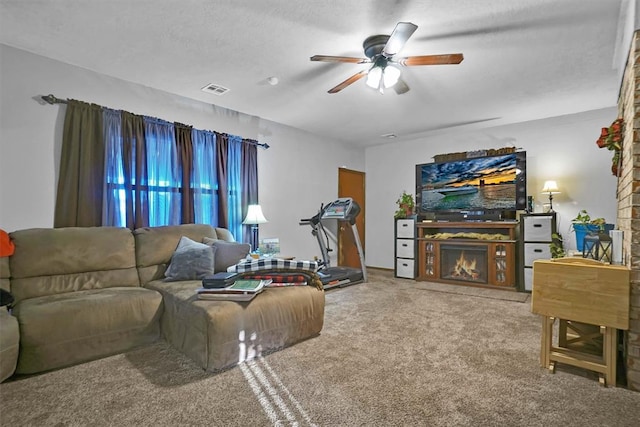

left=143, top=117, right=180, bottom=226
left=227, top=134, right=243, bottom=241
left=102, top=108, right=124, bottom=226
left=192, top=129, right=219, bottom=226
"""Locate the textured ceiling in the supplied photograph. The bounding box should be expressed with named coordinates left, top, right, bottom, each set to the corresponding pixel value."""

left=0, top=0, right=631, bottom=147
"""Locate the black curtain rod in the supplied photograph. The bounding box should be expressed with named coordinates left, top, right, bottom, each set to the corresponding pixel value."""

left=222, top=134, right=270, bottom=150
left=40, top=94, right=270, bottom=149
left=249, top=140, right=270, bottom=150
left=41, top=94, right=67, bottom=104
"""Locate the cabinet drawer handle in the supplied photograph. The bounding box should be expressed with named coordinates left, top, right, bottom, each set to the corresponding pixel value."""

left=402, top=243, right=408, bottom=247
left=534, top=249, right=543, bottom=253
left=402, top=224, right=408, bottom=227
left=402, top=263, right=408, bottom=267
left=533, top=224, right=542, bottom=228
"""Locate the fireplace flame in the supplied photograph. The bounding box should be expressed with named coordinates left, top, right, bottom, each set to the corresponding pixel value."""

left=452, top=251, right=480, bottom=280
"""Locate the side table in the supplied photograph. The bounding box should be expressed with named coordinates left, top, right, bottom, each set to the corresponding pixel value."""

left=532, top=257, right=630, bottom=387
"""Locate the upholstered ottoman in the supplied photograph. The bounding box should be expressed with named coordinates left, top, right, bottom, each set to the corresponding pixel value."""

left=145, top=280, right=324, bottom=371
left=134, top=224, right=325, bottom=371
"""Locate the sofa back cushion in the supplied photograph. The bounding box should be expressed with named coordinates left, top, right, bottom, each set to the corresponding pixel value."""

left=9, top=227, right=139, bottom=303
left=134, top=224, right=234, bottom=284
left=202, top=238, right=251, bottom=272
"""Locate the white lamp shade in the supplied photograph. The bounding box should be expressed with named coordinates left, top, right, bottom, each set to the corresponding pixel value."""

left=366, top=65, right=401, bottom=90
left=242, top=204, right=268, bottom=225
left=541, top=180, right=560, bottom=194
left=383, top=65, right=401, bottom=88
left=366, top=66, right=382, bottom=89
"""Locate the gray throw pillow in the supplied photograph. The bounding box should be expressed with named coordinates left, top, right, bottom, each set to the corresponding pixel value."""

left=165, top=236, right=216, bottom=281
left=203, top=238, right=251, bottom=272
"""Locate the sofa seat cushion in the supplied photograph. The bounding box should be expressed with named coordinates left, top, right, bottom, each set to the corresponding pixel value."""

left=13, top=287, right=163, bottom=374
left=0, top=308, right=19, bottom=382
left=146, top=280, right=324, bottom=371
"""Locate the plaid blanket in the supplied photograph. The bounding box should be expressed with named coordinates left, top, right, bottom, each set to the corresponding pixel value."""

left=231, top=258, right=319, bottom=273
left=242, top=273, right=308, bottom=283
left=229, top=259, right=323, bottom=290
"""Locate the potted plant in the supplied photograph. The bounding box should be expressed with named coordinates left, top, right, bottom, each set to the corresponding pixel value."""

left=394, top=191, right=415, bottom=219
left=549, top=232, right=566, bottom=258
left=571, top=210, right=611, bottom=252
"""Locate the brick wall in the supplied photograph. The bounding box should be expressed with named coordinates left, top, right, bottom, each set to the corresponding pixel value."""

left=618, top=30, right=640, bottom=391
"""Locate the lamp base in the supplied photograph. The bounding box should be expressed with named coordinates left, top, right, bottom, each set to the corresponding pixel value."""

left=250, top=225, right=259, bottom=253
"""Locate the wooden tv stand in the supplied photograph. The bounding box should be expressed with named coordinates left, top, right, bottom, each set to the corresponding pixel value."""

left=416, top=221, right=518, bottom=290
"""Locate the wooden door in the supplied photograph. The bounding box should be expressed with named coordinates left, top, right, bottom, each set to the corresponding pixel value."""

left=338, top=168, right=365, bottom=268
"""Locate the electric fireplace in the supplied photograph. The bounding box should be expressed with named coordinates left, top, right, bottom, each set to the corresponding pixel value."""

left=440, top=244, right=488, bottom=284
left=416, top=221, right=517, bottom=289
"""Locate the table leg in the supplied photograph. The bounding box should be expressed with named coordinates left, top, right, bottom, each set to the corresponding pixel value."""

left=558, top=319, right=567, bottom=347
left=603, top=326, right=617, bottom=387
left=540, top=316, right=554, bottom=370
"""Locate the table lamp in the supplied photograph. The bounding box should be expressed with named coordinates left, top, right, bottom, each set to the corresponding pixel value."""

left=541, top=180, right=561, bottom=212
left=242, top=204, right=268, bottom=252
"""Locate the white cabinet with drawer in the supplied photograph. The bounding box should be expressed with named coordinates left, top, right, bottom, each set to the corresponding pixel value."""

left=520, top=213, right=556, bottom=291
left=394, top=218, right=416, bottom=278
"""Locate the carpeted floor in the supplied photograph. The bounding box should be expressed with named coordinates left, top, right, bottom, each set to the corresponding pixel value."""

left=1, top=271, right=639, bottom=426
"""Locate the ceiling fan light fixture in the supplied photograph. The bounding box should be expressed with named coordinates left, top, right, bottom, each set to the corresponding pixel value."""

left=311, top=21, right=463, bottom=94
left=366, top=66, right=382, bottom=89
left=366, top=64, right=401, bottom=92
left=383, top=65, right=401, bottom=88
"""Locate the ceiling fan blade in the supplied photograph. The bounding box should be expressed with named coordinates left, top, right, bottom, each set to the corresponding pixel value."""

left=382, top=22, right=418, bottom=57
left=310, top=55, right=370, bottom=64
left=327, top=70, right=368, bottom=94
left=393, top=77, right=410, bottom=95
left=396, top=53, right=464, bottom=66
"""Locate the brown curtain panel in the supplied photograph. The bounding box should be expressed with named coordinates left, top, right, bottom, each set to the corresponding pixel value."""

left=215, top=132, right=229, bottom=228
left=54, top=100, right=105, bottom=227
left=175, top=123, right=194, bottom=224
left=241, top=141, right=259, bottom=241
left=121, top=112, right=149, bottom=229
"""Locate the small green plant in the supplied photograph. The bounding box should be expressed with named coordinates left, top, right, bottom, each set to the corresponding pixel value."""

left=549, top=232, right=566, bottom=258
left=394, top=191, right=415, bottom=219
left=571, top=209, right=606, bottom=231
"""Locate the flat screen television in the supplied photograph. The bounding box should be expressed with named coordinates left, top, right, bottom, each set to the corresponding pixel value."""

left=415, top=151, right=527, bottom=220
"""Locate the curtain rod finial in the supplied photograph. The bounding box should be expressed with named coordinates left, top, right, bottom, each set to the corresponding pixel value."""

left=41, top=94, right=67, bottom=105
left=42, top=94, right=57, bottom=104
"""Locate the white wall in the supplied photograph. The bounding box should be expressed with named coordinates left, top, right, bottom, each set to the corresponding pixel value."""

left=365, top=108, right=620, bottom=268
left=0, top=44, right=621, bottom=270
left=0, top=44, right=364, bottom=261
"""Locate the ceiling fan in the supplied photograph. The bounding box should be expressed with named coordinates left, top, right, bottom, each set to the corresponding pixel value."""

left=310, top=22, right=463, bottom=94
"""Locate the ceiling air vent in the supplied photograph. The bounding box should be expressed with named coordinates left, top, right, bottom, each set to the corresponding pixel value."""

left=201, top=83, right=230, bottom=96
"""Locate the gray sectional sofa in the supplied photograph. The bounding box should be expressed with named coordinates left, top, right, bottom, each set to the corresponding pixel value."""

left=0, top=224, right=325, bottom=380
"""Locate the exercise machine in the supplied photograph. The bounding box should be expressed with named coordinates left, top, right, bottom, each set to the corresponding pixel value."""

left=300, top=197, right=367, bottom=289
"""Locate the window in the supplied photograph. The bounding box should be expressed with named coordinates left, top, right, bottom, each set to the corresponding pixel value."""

left=101, top=110, right=254, bottom=239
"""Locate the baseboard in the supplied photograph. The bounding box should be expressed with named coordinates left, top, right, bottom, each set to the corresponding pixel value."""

left=365, top=266, right=394, bottom=277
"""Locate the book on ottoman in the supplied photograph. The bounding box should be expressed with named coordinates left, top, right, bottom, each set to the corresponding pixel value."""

left=197, top=279, right=271, bottom=301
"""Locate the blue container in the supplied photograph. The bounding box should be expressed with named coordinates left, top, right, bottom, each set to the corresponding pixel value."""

left=573, top=223, right=615, bottom=252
